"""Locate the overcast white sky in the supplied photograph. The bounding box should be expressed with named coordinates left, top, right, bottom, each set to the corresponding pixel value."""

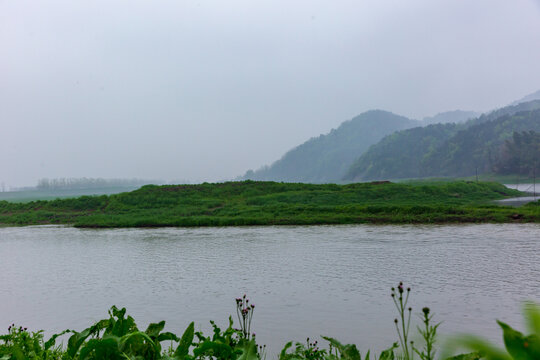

left=1, top=0, right=540, bottom=187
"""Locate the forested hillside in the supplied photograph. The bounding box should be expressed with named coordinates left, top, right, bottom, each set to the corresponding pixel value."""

left=421, top=109, right=540, bottom=177
left=345, top=100, right=540, bottom=181
left=344, top=123, right=458, bottom=180
left=493, top=130, right=540, bottom=176
left=241, top=110, right=419, bottom=183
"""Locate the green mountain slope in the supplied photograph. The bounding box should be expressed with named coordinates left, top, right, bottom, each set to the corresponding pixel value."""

left=241, top=110, right=419, bottom=183
left=493, top=130, right=540, bottom=175
left=345, top=100, right=540, bottom=181
left=423, top=108, right=540, bottom=177
left=344, top=123, right=458, bottom=180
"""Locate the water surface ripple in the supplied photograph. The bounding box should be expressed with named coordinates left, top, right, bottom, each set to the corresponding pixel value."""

left=0, top=224, right=539, bottom=353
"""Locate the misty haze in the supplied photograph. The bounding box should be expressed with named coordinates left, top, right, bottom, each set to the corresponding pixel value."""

left=1, top=1, right=540, bottom=359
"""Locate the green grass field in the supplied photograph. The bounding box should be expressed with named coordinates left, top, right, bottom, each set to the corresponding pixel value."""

left=1, top=180, right=538, bottom=227
left=394, top=173, right=537, bottom=185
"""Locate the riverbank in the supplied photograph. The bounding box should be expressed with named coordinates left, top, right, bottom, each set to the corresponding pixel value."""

left=0, top=180, right=538, bottom=227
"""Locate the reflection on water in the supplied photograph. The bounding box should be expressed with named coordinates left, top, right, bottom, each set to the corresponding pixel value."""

left=501, top=184, right=539, bottom=206
left=0, top=224, right=539, bottom=353
left=504, top=183, right=538, bottom=194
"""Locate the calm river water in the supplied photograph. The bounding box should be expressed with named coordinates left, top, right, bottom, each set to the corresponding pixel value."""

left=0, top=224, right=539, bottom=354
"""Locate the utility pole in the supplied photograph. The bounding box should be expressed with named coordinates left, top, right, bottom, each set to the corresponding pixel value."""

left=534, top=166, right=536, bottom=199
left=516, top=157, right=520, bottom=191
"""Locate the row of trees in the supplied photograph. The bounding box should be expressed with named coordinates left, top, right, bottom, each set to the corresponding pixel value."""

left=36, top=177, right=162, bottom=190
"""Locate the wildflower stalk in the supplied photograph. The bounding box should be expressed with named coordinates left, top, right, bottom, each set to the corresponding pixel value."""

left=235, top=294, right=255, bottom=340
left=392, top=282, right=413, bottom=360
left=413, top=307, right=440, bottom=360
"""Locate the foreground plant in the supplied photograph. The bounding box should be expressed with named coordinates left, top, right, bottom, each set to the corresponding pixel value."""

left=392, top=282, right=414, bottom=360
left=0, top=298, right=262, bottom=360
left=445, top=302, right=540, bottom=360
left=52, top=305, right=186, bottom=360
left=0, top=324, right=63, bottom=360
left=236, top=295, right=256, bottom=341
left=1, top=291, right=538, bottom=360
left=412, top=307, right=440, bottom=360
left=278, top=338, right=327, bottom=360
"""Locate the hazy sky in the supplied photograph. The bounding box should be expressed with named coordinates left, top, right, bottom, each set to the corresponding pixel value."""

left=2, top=0, right=540, bottom=187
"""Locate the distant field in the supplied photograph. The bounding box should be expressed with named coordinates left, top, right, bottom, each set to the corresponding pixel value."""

left=1, top=180, right=539, bottom=227
left=0, top=186, right=144, bottom=203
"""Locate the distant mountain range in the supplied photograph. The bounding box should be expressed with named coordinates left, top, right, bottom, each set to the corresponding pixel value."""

left=510, top=89, right=540, bottom=106
left=345, top=100, right=540, bottom=181
left=240, top=89, right=540, bottom=183
left=241, top=110, right=419, bottom=183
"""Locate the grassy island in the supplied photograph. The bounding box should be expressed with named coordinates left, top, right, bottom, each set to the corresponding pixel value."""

left=0, top=180, right=539, bottom=227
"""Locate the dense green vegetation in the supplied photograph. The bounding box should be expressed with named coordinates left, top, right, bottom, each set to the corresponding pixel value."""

left=241, top=110, right=419, bottom=183
left=345, top=123, right=458, bottom=180
left=1, top=180, right=539, bottom=227
left=422, top=109, right=540, bottom=178
left=493, top=131, right=540, bottom=176
left=345, top=101, right=540, bottom=181
left=2, top=286, right=539, bottom=360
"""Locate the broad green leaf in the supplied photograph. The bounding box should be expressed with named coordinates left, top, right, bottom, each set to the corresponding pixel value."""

left=322, top=336, right=345, bottom=352
left=44, top=328, right=73, bottom=350
left=378, top=342, right=398, bottom=360
left=279, top=341, right=294, bottom=360
left=452, top=334, right=510, bottom=360
left=523, top=302, right=540, bottom=336
left=157, top=331, right=180, bottom=343
left=192, top=340, right=234, bottom=360
left=498, top=320, right=537, bottom=360
left=322, top=336, right=362, bottom=360
left=237, top=339, right=258, bottom=360
left=67, top=327, right=95, bottom=357
left=175, top=322, right=194, bottom=360
left=146, top=321, right=166, bottom=338
left=342, top=344, right=361, bottom=360
left=108, top=306, right=138, bottom=337
left=8, top=347, right=25, bottom=360
left=522, top=334, right=540, bottom=358
left=91, top=319, right=110, bottom=336
left=444, top=352, right=482, bottom=360
left=79, top=336, right=121, bottom=360
left=120, top=331, right=160, bottom=356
